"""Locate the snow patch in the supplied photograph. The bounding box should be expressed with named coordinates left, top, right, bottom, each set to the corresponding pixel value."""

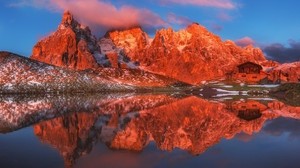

left=248, top=84, right=279, bottom=88
left=214, top=88, right=247, bottom=97
left=3, top=83, right=13, bottom=90
left=248, top=97, right=276, bottom=101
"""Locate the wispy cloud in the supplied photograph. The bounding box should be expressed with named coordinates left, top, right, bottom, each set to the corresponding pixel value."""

left=210, top=23, right=223, bottom=32
left=217, top=12, right=233, bottom=21
left=8, top=0, right=167, bottom=33
left=8, top=0, right=240, bottom=35
left=167, top=13, right=192, bottom=26
left=235, top=37, right=255, bottom=47
left=161, top=0, right=237, bottom=9
left=8, top=0, right=55, bottom=9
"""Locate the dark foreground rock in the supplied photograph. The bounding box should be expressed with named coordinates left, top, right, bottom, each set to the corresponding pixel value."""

left=270, top=83, right=300, bottom=106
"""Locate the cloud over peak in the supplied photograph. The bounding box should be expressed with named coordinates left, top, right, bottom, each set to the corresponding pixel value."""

left=9, top=0, right=167, bottom=34
left=55, top=0, right=168, bottom=31
left=235, top=37, right=255, bottom=47
left=8, top=0, right=240, bottom=35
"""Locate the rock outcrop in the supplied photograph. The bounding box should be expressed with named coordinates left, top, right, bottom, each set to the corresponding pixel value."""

left=97, top=27, right=147, bottom=69
left=31, top=11, right=99, bottom=70
left=268, top=62, right=300, bottom=83
left=107, top=23, right=266, bottom=84
left=105, top=27, right=149, bottom=60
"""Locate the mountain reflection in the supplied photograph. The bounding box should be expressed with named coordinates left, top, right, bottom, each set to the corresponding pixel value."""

left=0, top=94, right=300, bottom=167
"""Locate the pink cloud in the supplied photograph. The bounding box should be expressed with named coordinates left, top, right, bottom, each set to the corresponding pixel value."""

left=162, top=0, right=237, bottom=9
left=10, top=0, right=167, bottom=34
left=210, top=23, right=223, bottom=32
left=52, top=0, right=167, bottom=29
left=235, top=37, right=256, bottom=47
left=217, top=12, right=232, bottom=21
left=167, top=13, right=192, bottom=26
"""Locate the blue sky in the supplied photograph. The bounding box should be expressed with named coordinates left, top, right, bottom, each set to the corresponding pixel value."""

left=0, top=0, right=300, bottom=62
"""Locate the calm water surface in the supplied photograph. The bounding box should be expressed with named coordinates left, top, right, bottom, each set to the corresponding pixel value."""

left=0, top=93, right=300, bottom=168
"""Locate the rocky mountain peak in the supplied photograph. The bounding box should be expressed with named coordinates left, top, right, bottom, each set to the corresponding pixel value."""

left=123, top=23, right=268, bottom=84
left=61, top=11, right=74, bottom=26
left=106, top=26, right=149, bottom=53
left=31, top=11, right=99, bottom=70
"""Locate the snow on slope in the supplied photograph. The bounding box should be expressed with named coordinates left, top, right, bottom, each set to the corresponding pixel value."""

left=0, top=52, right=186, bottom=93
left=98, top=38, right=139, bottom=69
left=0, top=52, right=134, bottom=93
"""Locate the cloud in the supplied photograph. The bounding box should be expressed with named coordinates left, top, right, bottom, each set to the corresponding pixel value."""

left=162, top=0, right=237, bottom=9
left=263, top=118, right=300, bottom=139
left=210, top=23, right=223, bottom=32
left=263, top=40, right=300, bottom=63
left=235, top=37, right=255, bottom=47
left=167, top=13, right=193, bottom=26
left=217, top=12, right=232, bottom=21
left=9, top=0, right=167, bottom=34
left=8, top=0, right=49, bottom=8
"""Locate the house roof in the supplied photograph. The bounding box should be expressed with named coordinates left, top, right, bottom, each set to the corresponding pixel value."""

left=237, top=61, right=263, bottom=69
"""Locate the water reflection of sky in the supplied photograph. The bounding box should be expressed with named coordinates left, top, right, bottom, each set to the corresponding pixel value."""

left=74, top=118, right=300, bottom=168
left=0, top=94, right=300, bottom=168
left=0, top=127, right=63, bottom=168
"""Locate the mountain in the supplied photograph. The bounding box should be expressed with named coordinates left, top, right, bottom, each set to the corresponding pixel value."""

left=31, top=11, right=140, bottom=70
left=0, top=52, right=185, bottom=93
left=268, top=62, right=300, bottom=83
left=107, top=23, right=266, bottom=84
left=31, top=11, right=100, bottom=70
left=29, top=11, right=298, bottom=85
left=30, top=12, right=267, bottom=85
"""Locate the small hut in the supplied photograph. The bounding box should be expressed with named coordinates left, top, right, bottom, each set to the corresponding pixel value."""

left=238, top=109, right=262, bottom=121
left=237, top=62, right=262, bottom=74
left=230, top=61, right=267, bottom=83
left=229, top=100, right=268, bottom=121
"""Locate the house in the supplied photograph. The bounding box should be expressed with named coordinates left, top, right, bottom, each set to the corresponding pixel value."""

left=227, top=100, right=268, bottom=121
left=230, top=62, right=267, bottom=83
left=238, top=62, right=262, bottom=74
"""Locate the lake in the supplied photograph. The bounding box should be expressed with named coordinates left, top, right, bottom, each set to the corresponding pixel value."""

left=0, top=93, right=300, bottom=168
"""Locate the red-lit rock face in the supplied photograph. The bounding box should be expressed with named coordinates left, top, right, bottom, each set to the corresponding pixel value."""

left=107, top=23, right=266, bottom=84
left=29, top=11, right=299, bottom=84
left=268, top=62, right=300, bottom=83
left=31, top=11, right=99, bottom=70
left=106, top=27, right=149, bottom=60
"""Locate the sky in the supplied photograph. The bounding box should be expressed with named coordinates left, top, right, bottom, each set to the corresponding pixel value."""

left=0, top=0, right=299, bottom=62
